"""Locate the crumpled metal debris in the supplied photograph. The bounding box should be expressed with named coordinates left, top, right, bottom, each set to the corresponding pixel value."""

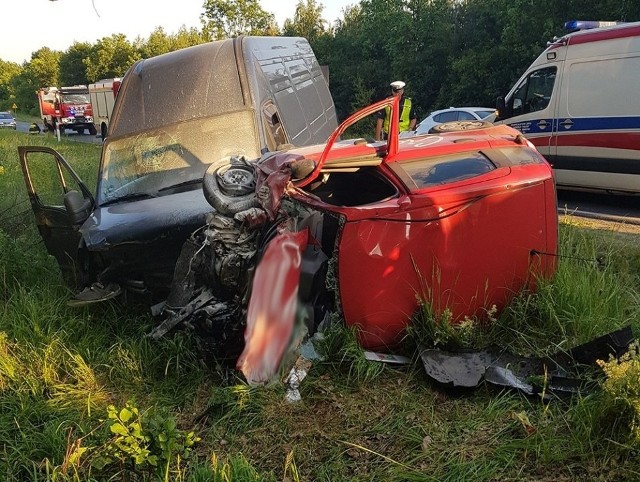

left=420, top=326, right=633, bottom=398
left=285, top=356, right=313, bottom=403
left=363, top=351, right=412, bottom=364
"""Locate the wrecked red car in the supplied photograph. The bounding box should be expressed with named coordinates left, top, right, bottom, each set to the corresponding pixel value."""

left=152, top=96, right=558, bottom=382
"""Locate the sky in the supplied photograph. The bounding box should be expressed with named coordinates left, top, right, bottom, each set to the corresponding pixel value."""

left=0, top=0, right=354, bottom=65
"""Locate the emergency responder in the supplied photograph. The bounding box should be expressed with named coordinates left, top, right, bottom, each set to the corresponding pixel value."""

left=375, top=80, right=417, bottom=141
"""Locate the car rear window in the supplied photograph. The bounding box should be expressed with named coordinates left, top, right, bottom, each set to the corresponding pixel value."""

left=392, top=151, right=496, bottom=190
left=476, top=110, right=496, bottom=118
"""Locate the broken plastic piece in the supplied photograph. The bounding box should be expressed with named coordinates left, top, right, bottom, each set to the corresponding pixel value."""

left=420, top=326, right=633, bottom=397
left=67, top=282, right=121, bottom=307
left=364, top=351, right=412, bottom=365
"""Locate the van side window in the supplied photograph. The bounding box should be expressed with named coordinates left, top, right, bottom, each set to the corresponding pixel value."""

left=511, top=67, right=556, bottom=116
left=262, top=102, right=288, bottom=151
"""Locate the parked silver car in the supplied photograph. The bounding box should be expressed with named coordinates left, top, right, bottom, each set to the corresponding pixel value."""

left=414, top=107, right=497, bottom=135
left=0, top=111, right=16, bottom=129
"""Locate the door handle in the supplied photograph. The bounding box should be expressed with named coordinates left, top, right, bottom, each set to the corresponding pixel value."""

left=559, top=119, right=574, bottom=129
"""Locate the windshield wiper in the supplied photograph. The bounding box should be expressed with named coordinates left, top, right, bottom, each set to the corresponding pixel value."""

left=100, top=192, right=158, bottom=206
left=157, top=178, right=203, bottom=192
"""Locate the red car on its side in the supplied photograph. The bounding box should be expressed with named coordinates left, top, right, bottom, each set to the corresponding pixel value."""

left=157, top=96, right=558, bottom=383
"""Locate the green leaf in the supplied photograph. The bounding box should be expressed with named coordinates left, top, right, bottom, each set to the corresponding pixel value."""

left=120, top=407, right=133, bottom=422
left=110, top=423, right=129, bottom=436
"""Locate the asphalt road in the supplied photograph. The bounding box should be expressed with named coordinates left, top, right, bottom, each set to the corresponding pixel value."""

left=557, top=189, right=640, bottom=226
left=16, top=120, right=102, bottom=144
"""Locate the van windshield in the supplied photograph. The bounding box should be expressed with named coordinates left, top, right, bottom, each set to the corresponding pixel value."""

left=97, top=110, right=260, bottom=204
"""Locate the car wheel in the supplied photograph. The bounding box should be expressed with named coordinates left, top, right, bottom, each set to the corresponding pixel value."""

left=89, top=125, right=97, bottom=136
left=203, top=157, right=259, bottom=215
left=429, top=120, right=493, bottom=133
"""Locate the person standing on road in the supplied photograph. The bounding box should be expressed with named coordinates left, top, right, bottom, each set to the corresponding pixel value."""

left=375, top=80, right=417, bottom=141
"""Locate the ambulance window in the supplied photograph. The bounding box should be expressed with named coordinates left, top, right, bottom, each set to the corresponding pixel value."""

left=512, top=67, right=556, bottom=116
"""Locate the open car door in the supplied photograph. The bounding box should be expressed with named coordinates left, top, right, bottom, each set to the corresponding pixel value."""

left=18, top=146, right=95, bottom=287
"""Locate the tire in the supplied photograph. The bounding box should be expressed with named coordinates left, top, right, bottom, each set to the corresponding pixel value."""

left=202, top=157, right=259, bottom=215
left=101, top=124, right=108, bottom=140
left=429, top=120, right=493, bottom=134
left=89, top=125, right=97, bottom=136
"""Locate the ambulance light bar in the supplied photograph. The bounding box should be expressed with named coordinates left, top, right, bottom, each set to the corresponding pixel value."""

left=563, top=20, right=622, bottom=32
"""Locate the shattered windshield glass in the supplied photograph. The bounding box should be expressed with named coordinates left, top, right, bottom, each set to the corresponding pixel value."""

left=98, top=110, right=260, bottom=204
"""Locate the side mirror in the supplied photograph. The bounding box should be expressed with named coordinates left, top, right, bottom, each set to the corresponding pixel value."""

left=64, top=190, right=92, bottom=225
left=495, top=96, right=506, bottom=120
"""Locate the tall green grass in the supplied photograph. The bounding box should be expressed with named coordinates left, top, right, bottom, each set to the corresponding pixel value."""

left=2, top=128, right=640, bottom=480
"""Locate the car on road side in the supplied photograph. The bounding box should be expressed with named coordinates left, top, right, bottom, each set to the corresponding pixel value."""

left=414, top=107, right=497, bottom=135
left=152, top=96, right=558, bottom=383
left=0, top=111, right=16, bottom=129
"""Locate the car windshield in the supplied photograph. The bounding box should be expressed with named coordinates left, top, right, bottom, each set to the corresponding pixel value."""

left=0, top=113, right=13, bottom=119
left=61, top=94, right=90, bottom=103
left=97, top=110, right=260, bottom=204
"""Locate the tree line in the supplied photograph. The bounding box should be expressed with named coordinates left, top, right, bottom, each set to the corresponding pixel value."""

left=1, top=0, right=638, bottom=121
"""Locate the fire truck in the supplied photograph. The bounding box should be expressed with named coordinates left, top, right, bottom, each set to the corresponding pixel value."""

left=88, top=78, right=121, bottom=139
left=37, top=85, right=97, bottom=135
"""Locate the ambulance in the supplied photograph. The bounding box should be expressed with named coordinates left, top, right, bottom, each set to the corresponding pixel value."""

left=496, top=21, right=640, bottom=194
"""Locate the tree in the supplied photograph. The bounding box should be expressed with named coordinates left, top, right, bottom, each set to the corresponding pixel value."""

left=138, top=27, right=174, bottom=58
left=84, top=34, right=141, bottom=83
left=59, top=42, right=92, bottom=85
left=0, top=60, right=21, bottom=111
left=27, top=47, right=61, bottom=88
left=201, top=0, right=279, bottom=39
left=283, top=0, right=327, bottom=42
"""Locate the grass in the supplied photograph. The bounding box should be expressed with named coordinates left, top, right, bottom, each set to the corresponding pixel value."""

left=1, top=128, right=640, bottom=480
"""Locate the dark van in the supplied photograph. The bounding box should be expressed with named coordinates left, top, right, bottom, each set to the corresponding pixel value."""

left=19, top=36, right=338, bottom=304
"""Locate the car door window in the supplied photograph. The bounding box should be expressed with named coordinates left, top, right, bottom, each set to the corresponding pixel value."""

left=457, top=111, right=476, bottom=121
left=392, top=151, right=496, bottom=189
left=511, top=67, right=557, bottom=116
left=436, top=111, right=458, bottom=123
left=25, top=151, right=83, bottom=207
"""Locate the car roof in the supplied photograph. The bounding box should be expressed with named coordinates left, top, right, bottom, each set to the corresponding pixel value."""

left=287, top=123, right=525, bottom=169
left=430, top=107, right=495, bottom=115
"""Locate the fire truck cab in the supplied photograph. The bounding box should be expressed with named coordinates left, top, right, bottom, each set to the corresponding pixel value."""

left=38, top=85, right=97, bottom=136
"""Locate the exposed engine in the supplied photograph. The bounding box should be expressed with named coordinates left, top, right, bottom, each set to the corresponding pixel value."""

left=150, top=155, right=339, bottom=367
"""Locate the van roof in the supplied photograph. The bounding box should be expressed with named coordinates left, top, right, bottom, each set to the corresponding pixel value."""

left=563, top=21, right=640, bottom=46
left=109, top=39, right=247, bottom=138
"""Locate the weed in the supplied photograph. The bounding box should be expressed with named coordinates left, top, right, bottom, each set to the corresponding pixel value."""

left=408, top=301, right=495, bottom=350
left=598, top=340, right=640, bottom=445
left=316, top=316, right=385, bottom=383
left=90, top=401, right=200, bottom=481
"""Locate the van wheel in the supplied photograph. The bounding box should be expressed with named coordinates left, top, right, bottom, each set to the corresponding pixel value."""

left=101, top=124, right=108, bottom=140
left=203, top=157, right=259, bottom=215
left=429, top=120, right=493, bottom=133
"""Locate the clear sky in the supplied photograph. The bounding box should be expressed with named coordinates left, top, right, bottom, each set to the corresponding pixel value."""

left=0, top=0, right=354, bottom=64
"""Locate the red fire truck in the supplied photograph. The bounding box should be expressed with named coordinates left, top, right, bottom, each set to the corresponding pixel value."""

left=89, top=78, right=121, bottom=140
left=37, top=85, right=97, bottom=135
